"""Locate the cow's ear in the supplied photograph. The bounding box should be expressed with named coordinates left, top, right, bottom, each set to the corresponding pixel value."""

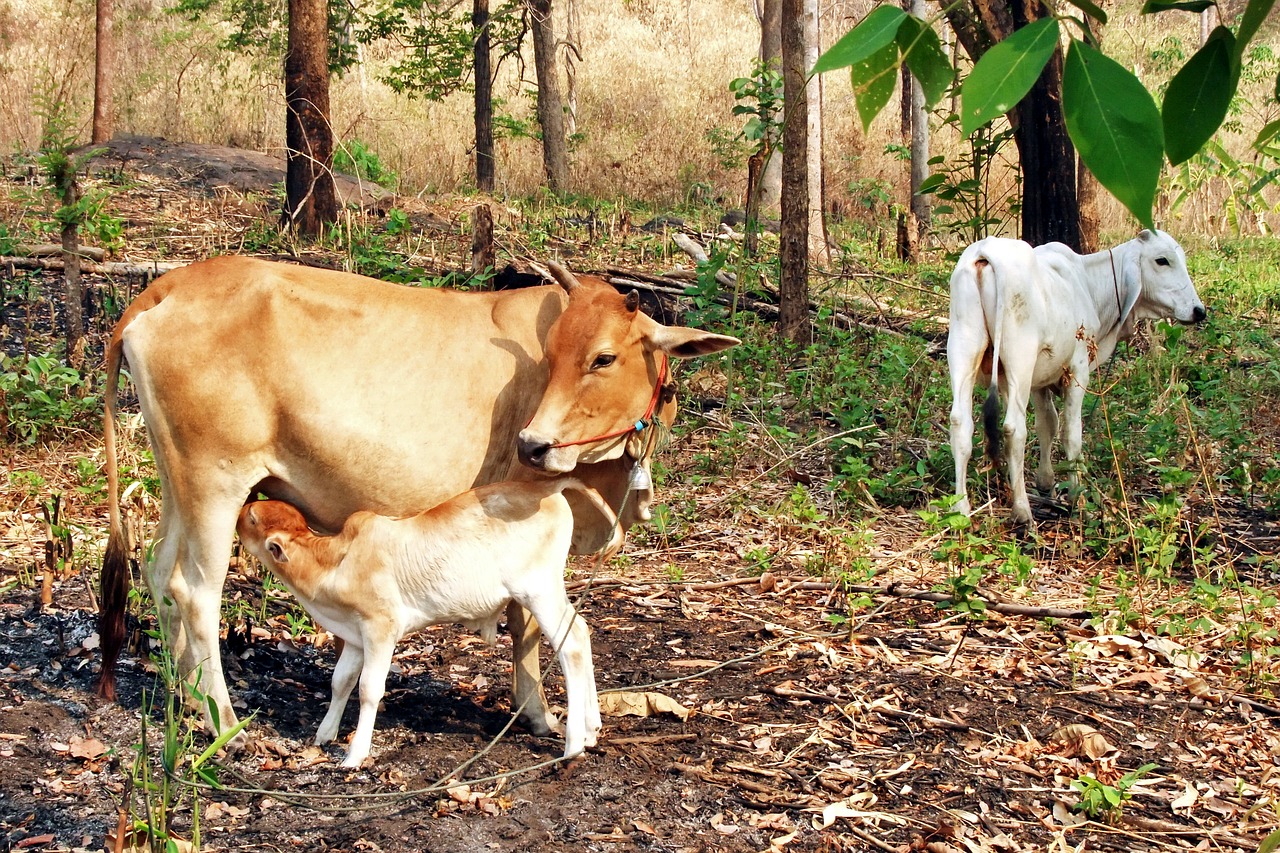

left=625, top=290, right=640, bottom=313
left=1138, top=229, right=1154, bottom=241
left=647, top=324, right=741, bottom=358
left=266, top=535, right=290, bottom=564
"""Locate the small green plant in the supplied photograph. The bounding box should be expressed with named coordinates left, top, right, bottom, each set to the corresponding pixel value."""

left=334, top=139, right=398, bottom=189
left=1071, top=763, right=1157, bottom=822
left=0, top=354, right=101, bottom=444
left=742, top=546, right=774, bottom=576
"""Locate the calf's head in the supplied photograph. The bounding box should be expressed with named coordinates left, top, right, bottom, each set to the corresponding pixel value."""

left=518, top=264, right=739, bottom=473
left=237, top=500, right=310, bottom=568
left=1130, top=229, right=1206, bottom=326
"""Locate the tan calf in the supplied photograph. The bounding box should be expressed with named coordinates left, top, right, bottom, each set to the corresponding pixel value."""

left=236, top=478, right=610, bottom=767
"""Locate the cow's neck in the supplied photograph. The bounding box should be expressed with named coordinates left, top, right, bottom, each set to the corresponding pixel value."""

left=1079, top=240, right=1139, bottom=361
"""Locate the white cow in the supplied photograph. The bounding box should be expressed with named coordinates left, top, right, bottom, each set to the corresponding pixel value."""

left=948, top=230, right=1206, bottom=525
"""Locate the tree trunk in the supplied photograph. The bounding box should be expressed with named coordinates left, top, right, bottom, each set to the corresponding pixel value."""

left=284, top=0, right=338, bottom=238
left=1012, top=44, right=1078, bottom=248
left=529, top=0, right=568, bottom=192
left=59, top=174, right=85, bottom=369
left=757, top=0, right=782, bottom=212
left=778, top=0, right=811, bottom=344
left=474, top=0, right=495, bottom=192
left=908, top=0, right=931, bottom=245
left=803, top=0, right=828, bottom=260
left=92, top=0, right=114, bottom=144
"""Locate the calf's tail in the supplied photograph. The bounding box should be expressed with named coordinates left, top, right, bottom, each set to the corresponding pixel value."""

left=976, top=255, right=1004, bottom=469
left=982, top=385, right=1002, bottom=465
left=96, top=329, right=131, bottom=701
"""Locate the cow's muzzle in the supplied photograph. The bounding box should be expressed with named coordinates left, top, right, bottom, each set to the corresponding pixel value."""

left=517, top=433, right=553, bottom=468
left=1192, top=305, right=1207, bottom=323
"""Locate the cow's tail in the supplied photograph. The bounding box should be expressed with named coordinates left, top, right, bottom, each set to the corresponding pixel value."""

left=977, top=256, right=1004, bottom=467
left=96, top=326, right=131, bottom=701
left=556, top=478, right=621, bottom=554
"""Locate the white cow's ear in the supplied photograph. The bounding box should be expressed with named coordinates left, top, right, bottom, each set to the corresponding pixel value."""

left=1138, top=229, right=1154, bottom=241
left=646, top=323, right=741, bottom=358
left=266, top=535, right=290, bottom=564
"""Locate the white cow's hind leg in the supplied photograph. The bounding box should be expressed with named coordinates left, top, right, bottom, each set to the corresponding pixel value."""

left=1032, top=388, right=1059, bottom=494
left=947, top=349, right=985, bottom=517
left=1001, top=376, right=1035, bottom=526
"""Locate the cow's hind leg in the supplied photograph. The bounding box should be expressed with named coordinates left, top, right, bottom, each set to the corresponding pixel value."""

left=1001, top=373, right=1035, bottom=527
left=1032, top=388, right=1059, bottom=494
left=947, top=345, right=987, bottom=517
left=158, top=484, right=255, bottom=740
left=507, top=601, right=560, bottom=736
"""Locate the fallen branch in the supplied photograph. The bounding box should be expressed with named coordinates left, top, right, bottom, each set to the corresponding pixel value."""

left=16, top=243, right=108, bottom=262
left=785, top=580, right=1093, bottom=620
left=1, top=255, right=185, bottom=276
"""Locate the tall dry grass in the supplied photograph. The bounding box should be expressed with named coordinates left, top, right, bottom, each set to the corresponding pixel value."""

left=0, top=0, right=1276, bottom=238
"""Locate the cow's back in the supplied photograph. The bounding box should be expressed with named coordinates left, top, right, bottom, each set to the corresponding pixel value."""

left=118, top=256, right=567, bottom=530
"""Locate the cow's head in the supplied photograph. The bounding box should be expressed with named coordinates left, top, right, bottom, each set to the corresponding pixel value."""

left=518, top=263, right=739, bottom=473
left=1128, top=229, right=1206, bottom=328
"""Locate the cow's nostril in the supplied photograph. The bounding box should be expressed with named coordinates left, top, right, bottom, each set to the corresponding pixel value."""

left=517, top=435, right=553, bottom=468
left=1192, top=305, right=1206, bottom=323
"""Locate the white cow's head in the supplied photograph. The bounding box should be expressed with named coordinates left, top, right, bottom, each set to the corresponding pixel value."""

left=1129, top=229, right=1206, bottom=327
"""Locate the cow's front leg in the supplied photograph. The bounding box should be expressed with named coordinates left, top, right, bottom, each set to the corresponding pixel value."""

left=1060, top=359, right=1089, bottom=492
left=507, top=601, right=560, bottom=736
left=1032, top=388, right=1059, bottom=494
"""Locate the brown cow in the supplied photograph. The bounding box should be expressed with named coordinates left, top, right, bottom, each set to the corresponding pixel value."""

left=98, top=256, right=738, bottom=740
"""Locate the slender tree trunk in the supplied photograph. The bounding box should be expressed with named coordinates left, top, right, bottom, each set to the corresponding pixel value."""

left=284, top=0, right=338, bottom=238
left=803, top=0, right=828, bottom=260
left=92, top=0, right=114, bottom=144
left=59, top=174, right=85, bottom=369
left=779, top=0, right=810, bottom=344
left=897, top=0, right=918, bottom=262
left=757, top=0, right=782, bottom=212
left=474, top=0, right=495, bottom=192
left=908, top=0, right=931, bottom=245
left=529, top=0, right=568, bottom=192
left=1012, top=44, right=1078, bottom=248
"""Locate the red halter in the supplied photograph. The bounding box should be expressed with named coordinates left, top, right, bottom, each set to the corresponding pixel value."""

left=544, top=353, right=671, bottom=449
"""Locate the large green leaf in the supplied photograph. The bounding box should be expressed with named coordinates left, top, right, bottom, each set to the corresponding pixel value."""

left=1163, top=26, right=1239, bottom=165
left=813, top=6, right=906, bottom=74
left=851, top=42, right=901, bottom=133
left=1141, top=0, right=1215, bottom=11
left=960, top=18, right=1060, bottom=137
left=1234, top=0, right=1277, bottom=54
left=1063, top=40, right=1164, bottom=228
left=896, top=16, right=955, bottom=108
left=1061, top=0, right=1108, bottom=23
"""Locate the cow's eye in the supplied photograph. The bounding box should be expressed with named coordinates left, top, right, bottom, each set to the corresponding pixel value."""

left=591, top=353, right=616, bottom=370
left=1155, top=257, right=1170, bottom=267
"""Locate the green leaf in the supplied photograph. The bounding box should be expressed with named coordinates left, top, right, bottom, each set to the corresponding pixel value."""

left=960, top=18, right=1060, bottom=136
left=1257, top=827, right=1280, bottom=853
left=1163, top=27, right=1239, bottom=165
left=1063, top=39, right=1164, bottom=228
left=813, top=6, right=906, bottom=74
left=1141, top=0, right=1215, bottom=11
left=1235, top=0, right=1278, bottom=55
left=896, top=16, right=955, bottom=108
left=851, top=43, right=901, bottom=132
left=1061, top=0, right=1108, bottom=23
left=1255, top=117, right=1280, bottom=148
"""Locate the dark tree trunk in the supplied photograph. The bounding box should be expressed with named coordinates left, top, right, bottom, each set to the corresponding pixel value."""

left=472, top=203, right=495, bottom=276
left=778, top=0, right=810, bottom=344
left=92, top=0, right=113, bottom=144
left=474, top=0, right=495, bottom=193
left=284, top=0, right=338, bottom=238
left=529, top=0, right=568, bottom=192
left=1011, top=44, right=1078, bottom=248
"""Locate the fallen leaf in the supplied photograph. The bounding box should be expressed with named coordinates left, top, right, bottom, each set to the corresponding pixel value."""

left=15, top=834, right=55, bottom=849
left=68, top=734, right=109, bottom=761
left=710, top=813, right=739, bottom=835
left=1048, top=724, right=1114, bottom=760
left=599, top=691, right=690, bottom=721
left=1170, top=780, right=1198, bottom=814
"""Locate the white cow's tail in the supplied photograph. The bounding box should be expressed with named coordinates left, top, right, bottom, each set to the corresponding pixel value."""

left=976, top=257, right=1004, bottom=467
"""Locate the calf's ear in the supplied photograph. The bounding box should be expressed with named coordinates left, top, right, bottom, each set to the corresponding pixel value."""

left=1138, top=229, right=1154, bottom=241
left=266, top=535, right=290, bottom=564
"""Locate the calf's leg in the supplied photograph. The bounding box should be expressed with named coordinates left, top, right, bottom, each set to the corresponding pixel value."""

left=523, top=592, right=600, bottom=759
left=507, top=601, right=560, bottom=736
left=1060, top=357, right=1089, bottom=492
left=316, top=641, right=364, bottom=746
left=947, top=347, right=986, bottom=516
left=1001, top=374, right=1035, bottom=526
left=343, top=626, right=397, bottom=768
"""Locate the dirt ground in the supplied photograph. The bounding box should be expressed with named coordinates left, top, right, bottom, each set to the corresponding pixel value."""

left=2, top=143, right=1280, bottom=852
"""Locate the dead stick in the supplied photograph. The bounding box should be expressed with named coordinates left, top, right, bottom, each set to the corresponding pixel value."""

left=787, top=581, right=1093, bottom=620
left=606, top=733, right=698, bottom=747
left=0, top=255, right=184, bottom=276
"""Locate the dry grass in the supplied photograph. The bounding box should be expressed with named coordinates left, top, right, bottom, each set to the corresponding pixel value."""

left=0, top=0, right=1278, bottom=235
